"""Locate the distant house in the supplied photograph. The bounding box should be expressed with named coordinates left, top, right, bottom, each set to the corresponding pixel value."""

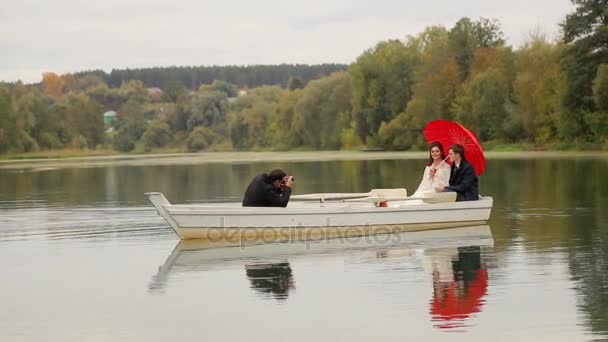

left=147, top=87, right=163, bottom=101
left=103, top=111, right=117, bottom=124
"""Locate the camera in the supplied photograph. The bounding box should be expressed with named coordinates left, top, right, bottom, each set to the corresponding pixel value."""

left=280, top=176, right=294, bottom=186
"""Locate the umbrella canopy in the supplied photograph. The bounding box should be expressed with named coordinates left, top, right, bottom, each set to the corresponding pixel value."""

left=423, top=120, right=486, bottom=176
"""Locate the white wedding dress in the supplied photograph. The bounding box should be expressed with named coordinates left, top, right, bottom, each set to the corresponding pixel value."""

left=412, top=161, right=451, bottom=198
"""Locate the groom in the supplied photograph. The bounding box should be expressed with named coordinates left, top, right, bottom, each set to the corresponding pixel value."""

left=434, top=144, right=479, bottom=201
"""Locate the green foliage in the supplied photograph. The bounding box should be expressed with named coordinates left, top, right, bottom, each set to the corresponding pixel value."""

left=560, top=0, right=608, bottom=140
left=142, top=121, right=172, bottom=151
left=269, top=89, right=304, bottom=148
left=39, top=132, right=64, bottom=150
left=378, top=112, right=421, bottom=150
left=584, top=111, right=608, bottom=142
left=78, top=64, right=348, bottom=89
left=62, top=92, right=105, bottom=147
left=292, top=72, right=352, bottom=149
left=287, top=77, right=305, bottom=90
left=185, top=91, right=229, bottom=132
left=186, top=126, right=218, bottom=152
left=163, top=80, right=187, bottom=103
left=227, top=86, right=284, bottom=149
left=14, top=130, right=39, bottom=153
left=0, top=86, right=15, bottom=153
left=562, top=0, right=608, bottom=58
left=593, top=64, right=608, bottom=112
left=3, top=13, right=608, bottom=155
left=113, top=129, right=136, bottom=152
left=199, top=80, right=237, bottom=97
left=117, top=99, right=146, bottom=141
left=70, top=135, right=88, bottom=149
left=514, top=38, right=564, bottom=141
left=350, top=40, right=419, bottom=142
left=448, top=17, right=505, bottom=80
left=453, top=68, right=510, bottom=141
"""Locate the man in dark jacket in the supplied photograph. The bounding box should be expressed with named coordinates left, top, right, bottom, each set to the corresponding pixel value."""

left=435, top=144, right=479, bottom=201
left=242, top=169, right=293, bottom=207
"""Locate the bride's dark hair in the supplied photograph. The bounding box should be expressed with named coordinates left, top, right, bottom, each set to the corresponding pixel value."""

left=427, top=141, right=446, bottom=166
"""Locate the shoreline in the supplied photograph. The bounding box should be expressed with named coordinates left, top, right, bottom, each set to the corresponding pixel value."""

left=1, top=150, right=607, bottom=170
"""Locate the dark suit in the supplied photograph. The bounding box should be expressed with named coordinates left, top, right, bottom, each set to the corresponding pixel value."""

left=242, top=173, right=291, bottom=207
left=445, top=160, right=479, bottom=201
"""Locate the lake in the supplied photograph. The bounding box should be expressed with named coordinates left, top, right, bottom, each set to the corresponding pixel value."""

left=0, top=153, right=607, bottom=341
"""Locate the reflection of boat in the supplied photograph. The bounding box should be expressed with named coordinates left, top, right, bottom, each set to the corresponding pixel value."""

left=149, top=225, right=494, bottom=292
left=145, top=192, right=493, bottom=240
left=430, top=246, right=489, bottom=330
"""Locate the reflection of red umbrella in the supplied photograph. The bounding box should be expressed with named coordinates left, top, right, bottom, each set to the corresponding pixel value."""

left=430, top=268, right=488, bottom=329
left=423, top=120, right=486, bottom=176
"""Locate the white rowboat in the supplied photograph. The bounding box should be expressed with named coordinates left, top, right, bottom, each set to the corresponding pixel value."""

left=145, top=191, right=493, bottom=240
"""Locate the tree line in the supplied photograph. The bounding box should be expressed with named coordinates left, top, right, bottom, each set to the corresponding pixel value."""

left=74, top=64, right=348, bottom=89
left=0, top=0, right=606, bottom=154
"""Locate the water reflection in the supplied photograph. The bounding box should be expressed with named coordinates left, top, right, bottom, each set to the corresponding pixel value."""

left=149, top=226, right=494, bottom=311
left=2, top=156, right=607, bottom=340
left=245, top=262, right=295, bottom=300
left=429, top=246, right=488, bottom=330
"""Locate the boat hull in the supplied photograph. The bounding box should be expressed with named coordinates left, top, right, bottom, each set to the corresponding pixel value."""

left=146, top=192, right=493, bottom=240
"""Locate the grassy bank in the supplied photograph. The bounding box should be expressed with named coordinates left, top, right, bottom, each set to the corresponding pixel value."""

left=1, top=141, right=607, bottom=161
left=0, top=149, right=120, bottom=160
left=1, top=150, right=607, bottom=171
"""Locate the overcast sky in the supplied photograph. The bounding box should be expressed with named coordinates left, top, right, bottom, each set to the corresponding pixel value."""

left=1, top=0, right=574, bottom=83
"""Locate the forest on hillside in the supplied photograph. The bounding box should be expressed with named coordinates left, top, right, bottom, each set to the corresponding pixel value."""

left=1, top=0, right=606, bottom=154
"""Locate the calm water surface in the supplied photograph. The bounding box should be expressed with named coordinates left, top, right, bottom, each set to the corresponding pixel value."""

left=0, top=156, right=607, bottom=341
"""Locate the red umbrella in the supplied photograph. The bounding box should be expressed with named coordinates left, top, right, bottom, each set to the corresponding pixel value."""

left=423, top=120, right=486, bottom=176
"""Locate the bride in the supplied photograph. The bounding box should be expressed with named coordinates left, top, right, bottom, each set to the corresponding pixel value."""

left=413, top=141, right=450, bottom=197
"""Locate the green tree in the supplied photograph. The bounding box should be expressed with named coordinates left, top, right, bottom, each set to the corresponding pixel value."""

left=163, top=80, right=187, bottom=103
left=287, top=76, right=305, bottom=90
left=113, top=128, right=136, bottom=152
left=227, top=86, right=283, bottom=149
left=199, top=80, right=238, bottom=97
left=185, top=91, right=229, bottom=132
left=114, top=98, right=147, bottom=149
left=292, top=72, right=352, bottom=149
left=142, top=120, right=172, bottom=151
left=586, top=64, right=608, bottom=142
left=560, top=0, right=608, bottom=140
left=453, top=68, right=510, bottom=141
left=448, top=18, right=505, bottom=81
left=62, top=92, right=105, bottom=147
left=350, top=40, right=419, bottom=142
left=593, top=64, right=608, bottom=112
left=118, top=80, right=149, bottom=103
left=268, top=89, right=303, bottom=148
left=514, top=38, right=565, bottom=142
left=0, top=86, right=15, bottom=152
left=15, top=88, right=51, bottom=144
left=186, top=126, right=218, bottom=152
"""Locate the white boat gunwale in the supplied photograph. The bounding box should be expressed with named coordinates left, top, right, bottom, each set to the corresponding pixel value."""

left=165, top=200, right=492, bottom=216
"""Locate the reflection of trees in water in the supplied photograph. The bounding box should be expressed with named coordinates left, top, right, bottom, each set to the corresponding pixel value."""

left=570, top=236, right=608, bottom=336
left=567, top=183, right=608, bottom=336
left=431, top=246, right=488, bottom=329
left=480, top=158, right=608, bottom=338
left=555, top=158, right=608, bottom=337
left=245, top=262, right=295, bottom=300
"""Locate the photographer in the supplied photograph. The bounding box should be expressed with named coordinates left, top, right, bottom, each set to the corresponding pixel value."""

left=242, top=169, right=294, bottom=207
